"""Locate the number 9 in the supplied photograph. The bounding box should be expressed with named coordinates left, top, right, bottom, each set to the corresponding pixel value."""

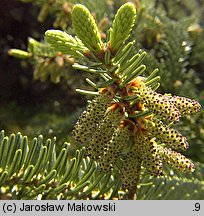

left=195, top=203, right=200, bottom=211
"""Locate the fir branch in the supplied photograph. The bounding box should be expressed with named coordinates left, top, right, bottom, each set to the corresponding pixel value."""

left=51, top=3, right=202, bottom=195
left=0, top=131, right=122, bottom=200
left=7, top=1, right=204, bottom=200
left=137, top=163, right=204, bottom=199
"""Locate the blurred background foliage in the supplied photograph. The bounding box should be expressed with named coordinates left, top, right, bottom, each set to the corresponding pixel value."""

left=0, top=0, right=204, bottom=164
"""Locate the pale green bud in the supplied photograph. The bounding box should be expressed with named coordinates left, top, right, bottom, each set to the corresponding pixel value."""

left=72, top=4, right=103, bottom=53
left=109, top=3, right=136, bottom=51
left=45, top=30, right=84, bottom=57
left=8, top=49, right=30, bottom=59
